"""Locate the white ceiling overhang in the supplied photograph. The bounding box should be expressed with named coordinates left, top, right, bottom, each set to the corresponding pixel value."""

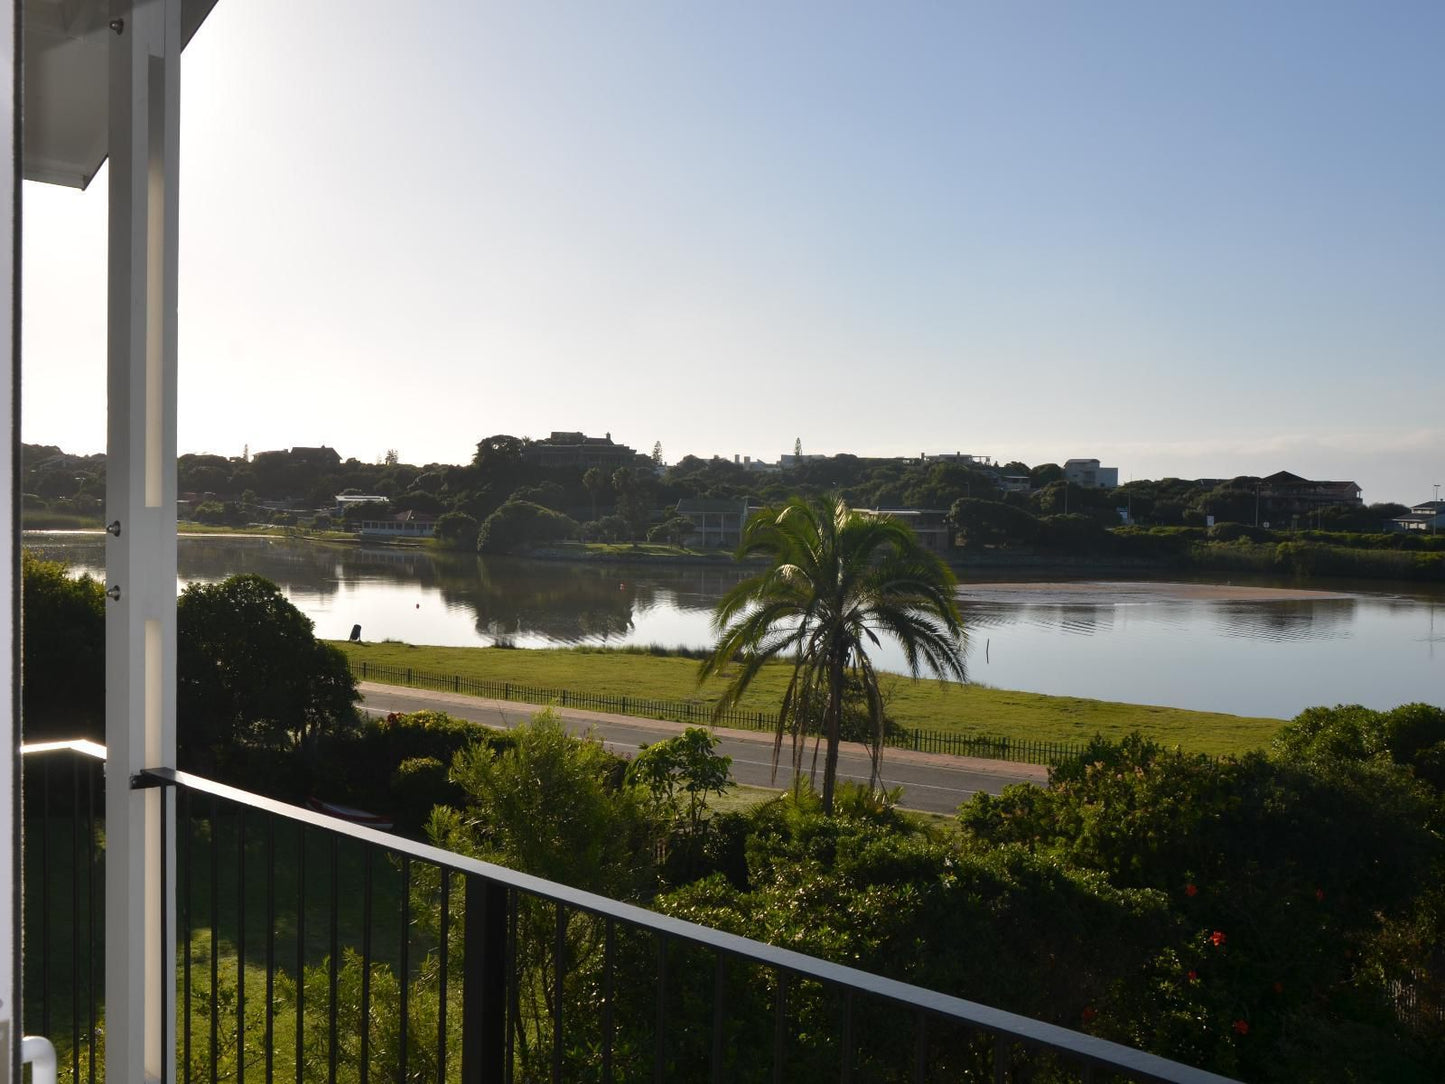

left=23, top=0, right=221, bottom=189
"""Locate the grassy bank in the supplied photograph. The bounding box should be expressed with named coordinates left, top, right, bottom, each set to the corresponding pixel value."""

left=333, top=642, right=1283, bottom=757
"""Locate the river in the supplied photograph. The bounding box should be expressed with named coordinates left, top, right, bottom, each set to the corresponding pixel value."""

left=25, top=532, right=1445, bottom=720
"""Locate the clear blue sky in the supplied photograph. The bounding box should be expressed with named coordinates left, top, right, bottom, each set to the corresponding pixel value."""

left=22, top=0, right=1445, bottom=504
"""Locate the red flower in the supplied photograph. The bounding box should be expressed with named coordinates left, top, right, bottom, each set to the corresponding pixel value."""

left=1314, top=888, right=1325, bottom=902
left=1272, top=981, right=1284, bottom=994
left=1081, top=1007, right=1097, bottom=1023
left=1233, top=1019, right=1249, bottom=1035
left=1185, top=883, right=1199, bottom=897
left=1210, top=930, right=1227, bottom=947
left=1187, top=970, right=1199, bottom=983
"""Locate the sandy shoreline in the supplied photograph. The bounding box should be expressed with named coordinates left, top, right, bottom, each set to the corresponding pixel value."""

left=957, top=580, right=1355, bottom=604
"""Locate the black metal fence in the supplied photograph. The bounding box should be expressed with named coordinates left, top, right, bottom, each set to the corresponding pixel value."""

left=22, top=740, right=105, bottom=1084
left=353, top=660, right=1084, bottom=768
left=20, top=741, right=1236, bottom=1083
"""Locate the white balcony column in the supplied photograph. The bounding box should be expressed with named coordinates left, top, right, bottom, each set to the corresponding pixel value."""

left=105, top=1, right=181, bottom=1082
left=2, top=3, right=16, bottom=1077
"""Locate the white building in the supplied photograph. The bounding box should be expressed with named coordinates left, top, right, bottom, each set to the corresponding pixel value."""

left=1063, top=458, right=1119, bottom=489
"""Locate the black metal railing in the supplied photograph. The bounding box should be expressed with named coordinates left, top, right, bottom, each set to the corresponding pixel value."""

left=21, top=740, right=105, bottom=1084
left=23, top=741, right=1235, bottom=1083
left=352, top=660, right=1083, bottom=767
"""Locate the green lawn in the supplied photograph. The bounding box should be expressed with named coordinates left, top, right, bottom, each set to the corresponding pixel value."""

left=334, top=641, right=1284, bottom=756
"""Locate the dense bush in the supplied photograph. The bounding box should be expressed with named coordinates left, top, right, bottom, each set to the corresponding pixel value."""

left=959, top=733, right=1445, bottom=1081
left=177, top=574, right=360, bottom=769
left=476, top=500, right=578, bottom=554
left=20, top=552, right=105, bottom=740
left=432, top=510, right=479, bottom=550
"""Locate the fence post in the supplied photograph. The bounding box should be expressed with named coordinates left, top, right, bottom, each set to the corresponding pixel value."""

left=454, top=675, right=460, bottom=692
left=362, top=661, right=368, bottom=679
left=407, top=668, right=412, bottom=684
left=461, top=876, right=508, bottom=1084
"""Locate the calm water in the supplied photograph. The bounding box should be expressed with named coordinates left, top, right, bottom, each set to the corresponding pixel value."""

left=27, top=532, right=1445, bottom=719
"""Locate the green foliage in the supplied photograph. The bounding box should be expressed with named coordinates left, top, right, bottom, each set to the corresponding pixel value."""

left=177, top=574, right=360, bottom=768
left=476, top=500, right=578, bottom=554
left=1029, top=462, right=1064, bottom=487
left=701, top=496, right=966, bottom=814
left=628, top=726, right=733, bottom=838
left=1275, top=702, right=1445, bottom=792
left=646, top=514, right=693, bottom=545
left=959, top=732, right=1445, bottom=1080
left=429, top=709, right=651, bottom=898
left=659, top=795, right=1182, bottom=1068
left=20, top=552, right=105, bottom=740
left=340, top=499, right=391, bottom=525
left=1207, top=521, right=1273, bottom=543
left=589, top=513, right=629, bottom=542
left=947, top=497, right=1040, bottom=548
left=432, top=510, right=479, bottom=551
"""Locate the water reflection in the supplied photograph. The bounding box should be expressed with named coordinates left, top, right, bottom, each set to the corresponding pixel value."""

left=23, top=532, right=1445, bottom=717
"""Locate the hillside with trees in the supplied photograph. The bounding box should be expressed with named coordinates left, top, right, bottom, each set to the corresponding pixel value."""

left=22, top=439, right=1441, bottom=579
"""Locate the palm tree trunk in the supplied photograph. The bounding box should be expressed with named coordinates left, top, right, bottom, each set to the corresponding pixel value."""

left=821, top=652, right=845, bottom=815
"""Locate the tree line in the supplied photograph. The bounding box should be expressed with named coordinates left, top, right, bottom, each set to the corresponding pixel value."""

left=23, top=438, right=1417, bottom=551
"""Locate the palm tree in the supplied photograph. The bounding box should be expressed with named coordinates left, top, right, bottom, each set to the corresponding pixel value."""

left=700, top=495, right=966, bottom=814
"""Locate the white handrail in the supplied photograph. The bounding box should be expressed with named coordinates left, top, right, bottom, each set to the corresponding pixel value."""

left=21, top=1036, right=57, bottom=1084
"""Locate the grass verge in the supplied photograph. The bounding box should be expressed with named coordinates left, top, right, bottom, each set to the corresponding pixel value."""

left=333, top=642, right=1284, bottom=756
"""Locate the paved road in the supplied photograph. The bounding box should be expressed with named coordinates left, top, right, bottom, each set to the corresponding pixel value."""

left=359, top=682, right=1047, bottom=815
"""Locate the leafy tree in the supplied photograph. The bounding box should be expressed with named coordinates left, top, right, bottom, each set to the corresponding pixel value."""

left=340, top=499, right=391, bottom=526
left=700, top=496, right=966, bottom=814
left=592, top=514, right=629, bottom=543
left=471, top=434, right=526, bottom=472
left=646, top=514, right=693, bottom=546
left=507, top=481, right=567, bottom=511
left=627, top=726, right=733, bottom=839
left=426, top=711, right=654, bottom=1076
left=1029, top=463, right=1063, bottom=487
left=177, top=574, right=360, bottom=768
left=611, top=466, right=651, bottom=538
left=1274, top=702, right=1445, bottom=793
left=20, top=553, right=106, bottom=740
left=432, top=511, right=479, bottom=551
left=582, top=466, right=606, bottom=520
left=651, top=441, right=664, bottom=468
left=390, top=490, right=445, bottom=516
left=476, top=500, right=578, bottom=554
left=429, top=709, right=650, bottom=896
left=947, top=497, right=1040, bottom=548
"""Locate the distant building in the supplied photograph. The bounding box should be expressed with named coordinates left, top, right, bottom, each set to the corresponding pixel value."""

left=1258, top=471, right=1362, bottom=512
left=357, top=510, right=437, bottom=538
left=1391, top=500, right=1445, bottom=533
left=1063, top=459, right=1119, bottom=489
left=725, top=454, right=780, bottom=473
left=674, top=498, right=755, bottom=549
left=522, top=431, right=645, bottom=470
left=921, top=452, right=992, bottom=466
left=779, top=453, right=828, bottom=469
